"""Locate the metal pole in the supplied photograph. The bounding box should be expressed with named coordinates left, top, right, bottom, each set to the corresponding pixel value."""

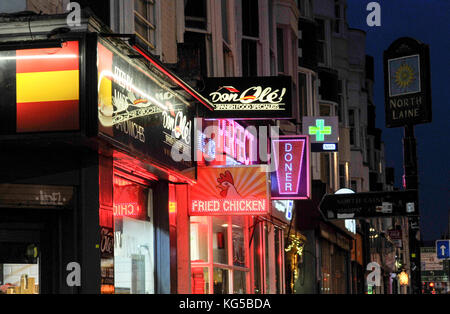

left=403, top=124, right=422, bottom=294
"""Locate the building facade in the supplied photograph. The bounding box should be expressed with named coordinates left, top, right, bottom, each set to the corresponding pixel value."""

left=0, top=0, right=407, bottom=295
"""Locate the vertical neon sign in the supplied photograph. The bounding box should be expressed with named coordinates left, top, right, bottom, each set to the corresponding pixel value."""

left=270, top=135, right=310, bottom=200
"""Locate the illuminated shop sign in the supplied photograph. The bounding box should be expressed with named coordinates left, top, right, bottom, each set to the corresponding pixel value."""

left=383, top=38, right=432, bottom=128
left=272, top=200, right=294, bottom=223
left=302, top=116, right=339, bottom=152
left=196, top=119, right=256, bottom=166
left=0, top=40, right=80, bottom=134
left=97, top=39, right=194, bottom=174
left=189, top=166, right=270, bottom=216
left=270, top=135, right=310, bottom=200
left=201, top=76, right=292, bottom=119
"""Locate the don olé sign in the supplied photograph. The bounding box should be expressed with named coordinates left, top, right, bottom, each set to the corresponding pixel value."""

left=201, top=76, right=292, bottom=119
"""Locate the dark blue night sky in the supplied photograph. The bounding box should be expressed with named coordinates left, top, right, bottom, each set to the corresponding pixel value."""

left=346, top=0, right=450, bottom=241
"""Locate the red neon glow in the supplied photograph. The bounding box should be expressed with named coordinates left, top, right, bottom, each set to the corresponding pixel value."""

left=113, top=174, right=148, bottom=219
left=113, top=202, right=140, bottom=216
left=113, top=151, right=196, bottom=185
left=189, top=166, right=269, bottom=216
left=132, top=45, right=214, bottom=111
left=113, top=176, right=133, bottom=186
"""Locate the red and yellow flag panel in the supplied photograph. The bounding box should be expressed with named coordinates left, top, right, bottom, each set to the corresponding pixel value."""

left=15, top=41, right=80, bottom=132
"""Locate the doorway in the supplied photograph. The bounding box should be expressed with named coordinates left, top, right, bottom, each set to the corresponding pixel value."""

left=0, top=211, right=58, bottom=294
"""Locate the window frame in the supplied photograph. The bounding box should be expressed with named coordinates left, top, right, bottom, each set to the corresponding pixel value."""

left=190, top=216, right=251, bottom=294
left=133, top=0, right=159, bottom=53
left=315, top=18, right=331, bottom=67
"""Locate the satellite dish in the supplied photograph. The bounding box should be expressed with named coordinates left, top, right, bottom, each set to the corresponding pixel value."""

left=334, top=188, right=356, bottom=194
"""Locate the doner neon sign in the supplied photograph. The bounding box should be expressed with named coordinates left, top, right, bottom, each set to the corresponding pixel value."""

left=271, top=135, right=310, bottom=200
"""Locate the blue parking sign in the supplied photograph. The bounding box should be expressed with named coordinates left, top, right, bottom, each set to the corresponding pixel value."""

left=436, top=240, right=450, bottom=259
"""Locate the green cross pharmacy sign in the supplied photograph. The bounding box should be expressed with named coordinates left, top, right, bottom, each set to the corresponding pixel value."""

left=302, top=116, right=339, bottom=152
left=309, top=119, right=332, bottom=142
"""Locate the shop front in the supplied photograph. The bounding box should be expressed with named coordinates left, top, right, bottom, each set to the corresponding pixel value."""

left=95, top=34, right=202, bottom=294
left=318, top=222, right=353, bottom=294
left=188, top=122, right=311, bottom=294
left=188, top=164, right=275, bottom=294
left=0, top=14, right=209, bottom=294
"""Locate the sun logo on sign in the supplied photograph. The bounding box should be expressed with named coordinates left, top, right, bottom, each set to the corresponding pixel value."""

left=394, top=63, right=416, bottom=89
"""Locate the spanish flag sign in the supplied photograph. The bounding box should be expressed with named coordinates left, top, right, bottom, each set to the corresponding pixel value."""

left=0, top=40, right=80, bottom=133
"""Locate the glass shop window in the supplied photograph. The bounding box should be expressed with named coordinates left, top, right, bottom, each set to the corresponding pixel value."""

left=190, top=216, right=209, bottom=294
left=190, top=216, right=250, bottom=294
left=213, top=216, right=228, bottom=264
left=113, top=176, right=154, bottom=294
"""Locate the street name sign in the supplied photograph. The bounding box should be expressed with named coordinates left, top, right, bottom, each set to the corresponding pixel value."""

left=436, top=240, right=450, bottom=259
left=319, top=190, right=418, bottom=219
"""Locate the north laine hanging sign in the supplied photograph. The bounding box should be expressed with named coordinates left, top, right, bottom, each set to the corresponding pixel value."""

left=383, top=37, right=432, bottom=128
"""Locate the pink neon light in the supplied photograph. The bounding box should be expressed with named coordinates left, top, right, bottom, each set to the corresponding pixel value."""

left=273, top=139, right=304, bottom=195
left=204, top=119, right=255, bottom=165
left=271, top=135, right=310, bottom=200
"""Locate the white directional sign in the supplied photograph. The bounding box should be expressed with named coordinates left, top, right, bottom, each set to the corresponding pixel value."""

left=436, top=240, right=450, bottom=259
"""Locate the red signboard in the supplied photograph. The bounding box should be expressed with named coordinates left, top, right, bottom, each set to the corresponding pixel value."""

left=270, top=135, right=310, bottom=199
left=189, top=166, right=270, bottom=216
